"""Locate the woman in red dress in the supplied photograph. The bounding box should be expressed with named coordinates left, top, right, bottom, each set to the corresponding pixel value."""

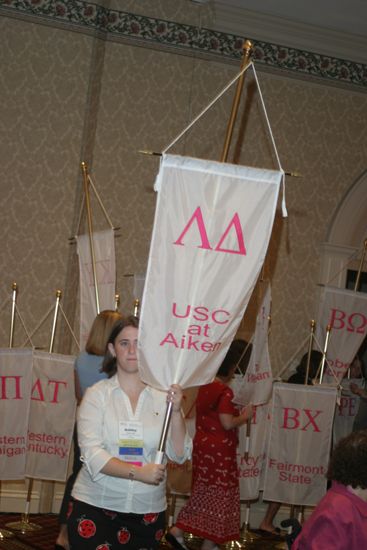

left=167, top=346, right=253, bottom=550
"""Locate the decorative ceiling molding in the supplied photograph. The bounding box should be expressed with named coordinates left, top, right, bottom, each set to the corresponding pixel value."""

left=212, top=3, right=367, bottom=65
left=1, top=0, right=366, bottom=90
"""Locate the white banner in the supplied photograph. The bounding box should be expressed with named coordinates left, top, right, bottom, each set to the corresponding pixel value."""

left=333, top=378, right=362, bottom=445
left=0, top=349, right=33, bottom=480
left=263, top=383, right=337, bottom=506
left=237, top=402, right=270, bottom=500
left=0, top=349, right=76, bottom=482
left=76, top=229, right=116, bottom=348
left=139, top=155, right=281, bottom=390
left=26, top=350, right=76, bottom=481
left=316, top=286, right=367, bottom=383
left=233, top=283, right=273, bottom=406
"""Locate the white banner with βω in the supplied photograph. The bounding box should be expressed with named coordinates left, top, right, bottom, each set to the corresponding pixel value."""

left=138, top=155, right=282, bottom=390
left=25, top=350, right=76, bottom=481
left=316, top=286, right=367, bottom=383
left=76, top=229, right=116, bottom=349
left=263, top=383, right=337, bottom=506
left=233, top=282, right=273, bottom=406
left=0, top=349, right=33, bottom=480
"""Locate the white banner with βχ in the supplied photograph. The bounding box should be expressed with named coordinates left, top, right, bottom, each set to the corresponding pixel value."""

left=138, top=155, right=282, bottom=390
left=263, top=382, right=337, bottom=506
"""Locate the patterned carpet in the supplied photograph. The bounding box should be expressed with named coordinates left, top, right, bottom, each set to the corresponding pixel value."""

left=0, top=514, right=285, bottom=549
left=0, top=514, right=58, bottom=550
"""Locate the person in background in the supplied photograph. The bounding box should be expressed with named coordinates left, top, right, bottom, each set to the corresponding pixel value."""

left=67, top=315, right=192, bottom=549
left=167, top=344, right=253, bottom=550
left=291, top=430, right=367, bottom=549
left=55, top=309, right=122, bottom=550
left=350, top=354, right=367, bottom=431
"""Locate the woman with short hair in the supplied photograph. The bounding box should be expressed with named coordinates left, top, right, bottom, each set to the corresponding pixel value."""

left=292, top=430, right=367, bottom=549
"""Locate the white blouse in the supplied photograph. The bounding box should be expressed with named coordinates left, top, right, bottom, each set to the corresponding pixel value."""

left=72, top=375, right=192, bottom=513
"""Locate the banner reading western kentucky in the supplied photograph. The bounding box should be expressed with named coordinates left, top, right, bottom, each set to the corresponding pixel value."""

left=263, top=383, right=337, bottom=506
left=25, top=350, right=76, bottom=481
left=233, top=282, right=273, bottom=406
left=76, top=229, right=116, bottom=349
left=333, top=377, right=362, bottom=445
left=138, top=155, right=282, bottom=389
left=316, top=286, right=367, bottom=383
left=0, top=349, right=33, bottom=480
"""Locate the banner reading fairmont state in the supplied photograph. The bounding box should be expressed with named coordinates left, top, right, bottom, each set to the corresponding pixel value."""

left=316, top=286, right=367, bottom=383
left=76, top=229, right=116, bottom=349
left=138, top=155, right=282, bottom=390
left=263, top=383, right=337, bottom=506
left=0, top=349, right=76, bottom=482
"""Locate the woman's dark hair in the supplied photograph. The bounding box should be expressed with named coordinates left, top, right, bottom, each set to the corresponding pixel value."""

left=327, top=430, right=367, bottom=489
left=101, top=315, right=139, bottom=378
left=217, top=339, right=251, bottom=378
left=297, top=350, right=323, bottom=379
left=231, top=339, right=252, bottom=375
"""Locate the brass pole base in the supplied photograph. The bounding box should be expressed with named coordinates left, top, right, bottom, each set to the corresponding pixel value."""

left=5, top=514, right=42, bottom=534
left=240, top=523, right=260, bottom=543
left=0, top=528, right=15, bottom=539
left=220, top=540, right=242, bottom=549
left=184, top=532, right=202, bottom=548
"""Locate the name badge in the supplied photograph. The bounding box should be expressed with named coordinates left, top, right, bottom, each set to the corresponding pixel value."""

left=118, top=421, right=143, bottom=466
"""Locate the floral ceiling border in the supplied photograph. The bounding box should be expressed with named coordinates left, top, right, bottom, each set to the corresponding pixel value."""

left=1, top=0, right=366, bottom=89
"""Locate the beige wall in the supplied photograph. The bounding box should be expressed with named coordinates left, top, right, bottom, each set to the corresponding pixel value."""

left=0, top=6, right=366, bottom=373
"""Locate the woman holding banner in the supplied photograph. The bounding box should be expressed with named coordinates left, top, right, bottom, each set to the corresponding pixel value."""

left=292, top=430, right=367, bottom=549
left=167, top=344, right=253, bottom=550
left=56, top=309, right=122, bottom=550
left=67, top=315, right=192, bottom=549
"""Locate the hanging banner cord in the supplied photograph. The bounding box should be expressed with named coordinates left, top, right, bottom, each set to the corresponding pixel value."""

left=156, top=62, right=287, bottom=216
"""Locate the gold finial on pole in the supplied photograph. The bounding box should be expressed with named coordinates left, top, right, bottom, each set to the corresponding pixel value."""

left=133, top=299, right=140, bottom=317
left=354, top=238, right=367, bottom=292
left=9, top=282, right=18, bottom=348
left=114, top=293, right=120, bottom=311
left=49, top=290, right=62, bottom=353
left=220, top=39, right=253, bottom=163
left=81, top=161, right=100, bottom=314
left=319, top=325, right=331, bottom=384
left=304, top=319, right=316, bottom=384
